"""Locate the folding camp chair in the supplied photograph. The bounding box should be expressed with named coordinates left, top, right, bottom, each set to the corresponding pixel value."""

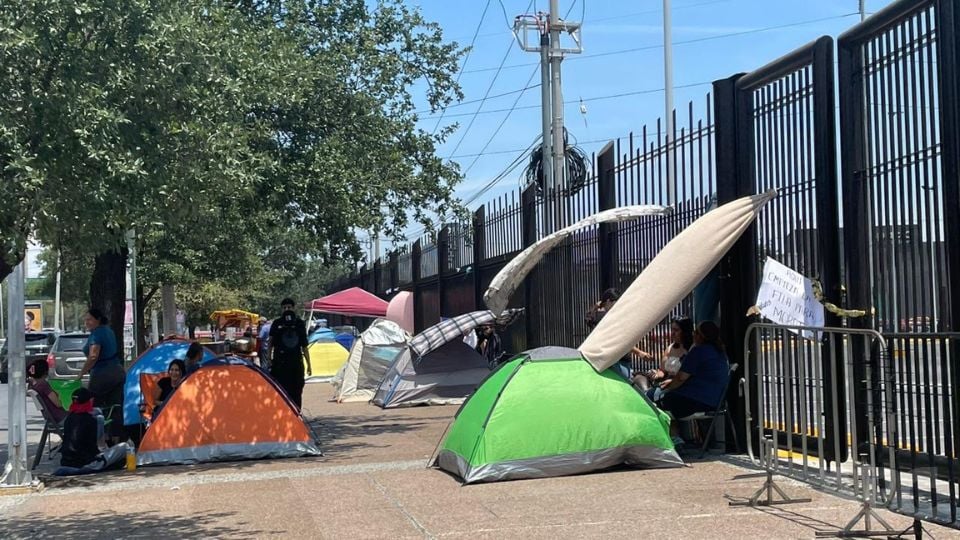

left=676, top=363, right=740, bottom=459
left=28, top=389, right=65, bottom=470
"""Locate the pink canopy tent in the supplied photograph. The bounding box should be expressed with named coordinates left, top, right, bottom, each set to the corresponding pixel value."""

left=305, top=287, right=389, bottom=319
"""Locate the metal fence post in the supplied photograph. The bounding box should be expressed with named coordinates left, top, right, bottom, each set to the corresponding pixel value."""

left=521, top=185, right=538, bottom=348
left=713, top=73, right=751, bottom=453
left=389, top=251, right=399, bottom=293
left=473, top=207, right=486, bottom=311
left=597, top=142, right=618, bottom=292
left=373, top=259, right=382, bottom=296
left=438, top=225, right=451, bottom=317
left=412, top=239, right=422, bottom=332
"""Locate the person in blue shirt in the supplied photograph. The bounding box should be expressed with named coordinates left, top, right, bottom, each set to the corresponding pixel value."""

left=78, top=308, right=126, bottom=445
left=658, top=320, right=730, bottom=443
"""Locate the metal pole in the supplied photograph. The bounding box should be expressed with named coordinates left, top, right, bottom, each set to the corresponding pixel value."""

left=663, top=0, right=676, bottom=206
left=539, top=30, right=553, bottom=234
left=1, top=261, right=31, bottom=487
left=859, top=0, right=866, bottom=22
left=126, top=229, right=137, bottom=357
left=53, top=252, right=61, bottom=333
left=549, top=0, right=565, bottom=228
left=0, top=281, right=5, bottom=339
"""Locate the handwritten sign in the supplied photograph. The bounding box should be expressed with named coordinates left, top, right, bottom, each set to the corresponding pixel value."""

left=755, top=257, right=824, bottom=338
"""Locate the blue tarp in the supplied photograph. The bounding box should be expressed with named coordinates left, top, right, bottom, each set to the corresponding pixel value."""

left=123, top=340, right=216, bottom=426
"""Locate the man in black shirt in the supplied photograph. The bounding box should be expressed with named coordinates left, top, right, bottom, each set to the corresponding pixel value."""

left=268, top=298, right=312, bottom=411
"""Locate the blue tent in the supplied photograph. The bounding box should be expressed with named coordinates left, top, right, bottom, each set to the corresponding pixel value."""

left=307, top=327, right=337, bottom=345
left=123, top=340, right=217, bottom=426
left=335, top=333, right=355, bottom=351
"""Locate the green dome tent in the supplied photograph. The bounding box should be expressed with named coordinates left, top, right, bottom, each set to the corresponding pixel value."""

left=434, top=192, right=776, bottom=484
left=435, top=347, right=682, bottom=484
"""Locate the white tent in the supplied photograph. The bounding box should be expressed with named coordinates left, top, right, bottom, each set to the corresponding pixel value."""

left=579, top=191, right=776, bottom=372
left=331, top=319, right=409, bottom=403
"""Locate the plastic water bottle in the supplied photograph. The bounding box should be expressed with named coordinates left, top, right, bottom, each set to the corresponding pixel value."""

left=125, top=445, right=137, bottom=471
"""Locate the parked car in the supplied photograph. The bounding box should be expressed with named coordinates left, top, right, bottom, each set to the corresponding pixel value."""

left=48, top=332, right=91, bottom=382
left=0, top=331, right=58, bottom=384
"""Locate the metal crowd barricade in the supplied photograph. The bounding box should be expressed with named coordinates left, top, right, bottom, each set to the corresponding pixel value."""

left=733, top=323, right=901, bottom=537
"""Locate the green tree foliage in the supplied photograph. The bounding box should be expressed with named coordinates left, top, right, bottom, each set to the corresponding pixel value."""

left=0, top=0, right=465, bottom=303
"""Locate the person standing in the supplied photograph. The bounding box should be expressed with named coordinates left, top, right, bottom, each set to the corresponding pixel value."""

left=257, top=316, right=272, bottom=370
left=77, top=308, right=126, bottom=445
left=268, top=298, right=312, bottom=411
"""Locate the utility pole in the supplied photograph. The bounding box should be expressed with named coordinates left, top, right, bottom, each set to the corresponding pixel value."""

left=1, top=261, right=31, bottom=488
left=539, top=31, right=554, bottom=234
left=663, top=0, right=676, bottom=207
left=514, top=6, right=581, bottom=234
left=859, top=0, right=866, bottom=22
left=0, top=280, right=5, bottom=340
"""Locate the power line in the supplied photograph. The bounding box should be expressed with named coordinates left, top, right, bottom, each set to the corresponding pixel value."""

left=431, top=0, right=493, bottom=133
left=426, top=80, right=713, bottom=120
left=462, top=65, right=541, bottom=175
left=446, top=0, right=731, bottom=43
left=445, top=0, right=536, bottom=158
left=451, top=137, right=611, bottom=159
left=446, top=38, right=517, bottom=158
left=415, top=83, right=540, bottom=116
left=461, top=12, right=859, bottom=74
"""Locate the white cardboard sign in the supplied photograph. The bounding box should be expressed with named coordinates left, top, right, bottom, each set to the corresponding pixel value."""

left=755, top=257, right=825, bottom=338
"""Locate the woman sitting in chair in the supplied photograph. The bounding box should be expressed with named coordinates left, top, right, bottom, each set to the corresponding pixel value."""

left=27, top=359, right=67, bottom=424
left=657, top=321, right=730, bottom=443
left=152, top=359, right=186, bottom=420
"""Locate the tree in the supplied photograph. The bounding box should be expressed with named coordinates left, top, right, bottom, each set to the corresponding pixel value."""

left=0, top=1, right=466, bottom=344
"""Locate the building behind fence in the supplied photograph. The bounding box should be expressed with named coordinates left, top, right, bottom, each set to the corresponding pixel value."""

left=327, top=0, right=960, bottom=531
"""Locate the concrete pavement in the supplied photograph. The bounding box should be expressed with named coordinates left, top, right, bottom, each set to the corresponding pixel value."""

left=2, top=382, right=958, bottom=538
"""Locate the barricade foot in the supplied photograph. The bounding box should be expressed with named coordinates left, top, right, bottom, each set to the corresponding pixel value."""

left=729, top=469, right=812, bottom=507
left=813, top=501, right=902, bottom=538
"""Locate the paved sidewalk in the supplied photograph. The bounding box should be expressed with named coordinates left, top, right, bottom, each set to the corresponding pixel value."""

left=3, top=382, right=957, bottom=539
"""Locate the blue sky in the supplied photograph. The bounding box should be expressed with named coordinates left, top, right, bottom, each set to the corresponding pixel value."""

left=377, top=0, right=897, bottom=248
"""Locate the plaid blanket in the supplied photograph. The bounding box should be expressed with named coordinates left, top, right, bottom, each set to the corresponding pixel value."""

left=409, top=311, right=495, bottom=358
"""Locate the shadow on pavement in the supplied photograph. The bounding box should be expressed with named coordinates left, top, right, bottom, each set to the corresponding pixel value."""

left=6, top=509, right=280, bottom=539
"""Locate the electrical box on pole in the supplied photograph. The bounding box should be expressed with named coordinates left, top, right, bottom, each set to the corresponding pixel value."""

left=512, top=7, right=582, bottom=234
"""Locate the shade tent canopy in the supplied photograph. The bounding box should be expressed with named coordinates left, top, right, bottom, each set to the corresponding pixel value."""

left=435, top=347, right=682, bottom=484
left=580, top=191, right=776, bottom=372
left=305, top=287, right=388, bottom=318
left=484, top=205, right=670, bottom=315
left=137, top=362, right=321, bottom=466
left=123, top=339, right=217, bottom=426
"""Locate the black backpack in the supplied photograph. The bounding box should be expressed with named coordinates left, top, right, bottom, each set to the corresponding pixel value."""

left=275, top=315, right=302, bottom=355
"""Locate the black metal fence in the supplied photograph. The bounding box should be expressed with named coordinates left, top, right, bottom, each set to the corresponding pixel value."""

left=327, top=0, right=960, bottom=528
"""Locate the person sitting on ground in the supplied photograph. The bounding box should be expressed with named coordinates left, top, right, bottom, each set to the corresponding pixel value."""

left=476, top=324, right=503, bottom=368
left=632, top=317, right=695, bottom=393
left=61, top=388, right=102, bottom=468
left=57, top=387, right=129, bottom=475
left=657, top=320, right=730, bottom=445
left=153, top=359, right=186, bottom=419
left=184, top=341, right=205, bottom=375
left=27, top=359, right=68, bottom=424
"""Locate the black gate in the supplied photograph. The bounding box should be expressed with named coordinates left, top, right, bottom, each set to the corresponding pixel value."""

left=715, top=36, right=844, bottom=461
left=839, top=0, right=960, bottom=526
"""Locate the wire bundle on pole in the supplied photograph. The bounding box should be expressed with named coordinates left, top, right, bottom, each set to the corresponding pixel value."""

left=524, top=128, right=590, bottom=195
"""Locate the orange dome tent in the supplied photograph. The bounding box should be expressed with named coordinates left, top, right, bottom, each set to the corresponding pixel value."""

left=137, top=361, right=321, bottom=466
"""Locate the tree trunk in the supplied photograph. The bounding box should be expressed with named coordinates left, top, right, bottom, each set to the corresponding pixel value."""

left=89, top=248, right=128, bottom=348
